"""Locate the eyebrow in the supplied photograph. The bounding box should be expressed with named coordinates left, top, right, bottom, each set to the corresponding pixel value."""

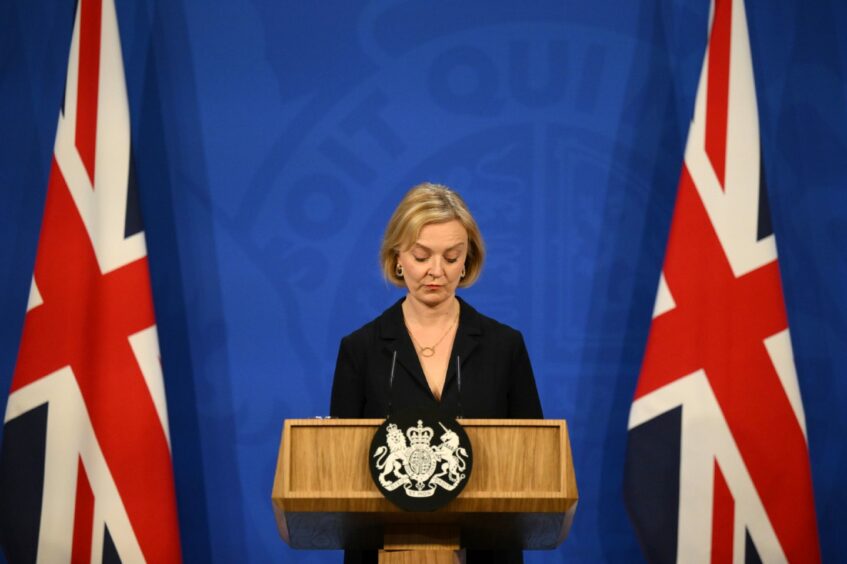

left=413, top=242, right=466, bottom=253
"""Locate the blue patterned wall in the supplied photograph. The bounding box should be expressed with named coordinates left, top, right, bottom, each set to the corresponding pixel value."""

left=2, top=1, right=845, bottom=562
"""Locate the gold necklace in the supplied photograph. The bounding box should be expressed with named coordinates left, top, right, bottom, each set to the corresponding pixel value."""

left=405, top=311, right=459, bottom=358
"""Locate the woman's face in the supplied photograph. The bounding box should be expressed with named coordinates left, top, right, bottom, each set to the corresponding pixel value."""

left=397, top=220, right=468, bottom=308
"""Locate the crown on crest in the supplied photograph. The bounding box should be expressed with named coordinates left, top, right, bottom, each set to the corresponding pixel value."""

left=407, top=420, right=434, bottom=446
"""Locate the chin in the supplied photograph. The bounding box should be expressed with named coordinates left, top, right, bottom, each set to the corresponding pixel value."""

left=417, top=291, right=454, bottom=305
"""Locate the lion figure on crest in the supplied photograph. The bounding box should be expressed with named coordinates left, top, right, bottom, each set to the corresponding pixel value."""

left=373, top=423, right=409, bottom=488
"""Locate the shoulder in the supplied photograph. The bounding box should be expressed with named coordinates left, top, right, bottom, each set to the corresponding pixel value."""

left=339, top=298, right=403, bottom=350
left=459, top=297, right=525, bottom=346
left=341, top=316, right=378, bottom=346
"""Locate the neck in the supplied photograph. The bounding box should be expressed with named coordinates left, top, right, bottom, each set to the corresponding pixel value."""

left=402, top=295, right=458, bottom=326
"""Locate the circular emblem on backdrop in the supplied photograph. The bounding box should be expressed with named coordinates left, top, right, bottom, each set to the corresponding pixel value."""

left=369, top=408, right=473, bottom=511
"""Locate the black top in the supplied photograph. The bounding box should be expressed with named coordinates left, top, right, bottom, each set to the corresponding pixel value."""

left=330, top=297, right=543, bottom=564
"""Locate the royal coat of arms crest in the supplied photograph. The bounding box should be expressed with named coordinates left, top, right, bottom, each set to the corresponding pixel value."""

left=369, top=410, right=473, bottom=511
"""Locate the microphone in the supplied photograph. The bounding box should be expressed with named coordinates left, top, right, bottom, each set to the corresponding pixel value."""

left=456, top=355, right=464, bottom=419
left=387, top=350, right=397, bottom=418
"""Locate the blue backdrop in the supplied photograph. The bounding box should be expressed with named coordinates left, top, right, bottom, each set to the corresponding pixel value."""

left=2, top=1, right=846, bottom=562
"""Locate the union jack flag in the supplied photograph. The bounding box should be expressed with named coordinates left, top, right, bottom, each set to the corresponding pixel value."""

left=0, top=0, right=182, bottom=561
left=624, top=0, right=820, bottom=562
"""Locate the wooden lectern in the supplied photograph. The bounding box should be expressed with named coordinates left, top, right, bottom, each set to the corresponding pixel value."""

left=272, top=419, right=577, bottom=563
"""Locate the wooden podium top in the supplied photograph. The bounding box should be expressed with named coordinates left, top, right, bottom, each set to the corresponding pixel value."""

left=272, top=418, right=578, bottom=550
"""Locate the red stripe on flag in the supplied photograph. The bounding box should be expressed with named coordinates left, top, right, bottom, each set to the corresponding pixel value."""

left=76, top=0, right=102, bottom=186
left=705, top=0, right=732, bottom=189
left=634, top=167, right=786, bottom=399
left=11, top=160, right=182, bottom=562
left=71, top=458, right=94, bottom=564
left=710, top=460, right=734, bottom=564
left=635, top=167, right=820, bottom=562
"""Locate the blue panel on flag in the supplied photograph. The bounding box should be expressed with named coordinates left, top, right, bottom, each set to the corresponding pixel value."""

left=124, top=147, right=143, bottom=239
left=624, top=406, right=681, bottom=563
left=0, top=403, right=48, bottom=563
left=745, top=529, right=763, bottom=564
left=103, top=524, right=122, bottom=564
left=757, top=147, right=773, bottom=241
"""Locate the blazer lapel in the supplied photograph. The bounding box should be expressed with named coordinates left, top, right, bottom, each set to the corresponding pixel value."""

left=378, top=298, right=430, bottom=395
left=379, top=297, right=483, bottom=403
left=444, top=297, right=482, bottom=392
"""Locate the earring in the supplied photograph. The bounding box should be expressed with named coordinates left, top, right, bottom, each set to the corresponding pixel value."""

left=461, top=267, right=466, bottom=278
left=395, top=264, right=404, bottom=278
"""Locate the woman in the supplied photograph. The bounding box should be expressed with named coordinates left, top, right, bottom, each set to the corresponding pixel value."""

left=330, top=183, right=543, bottom=564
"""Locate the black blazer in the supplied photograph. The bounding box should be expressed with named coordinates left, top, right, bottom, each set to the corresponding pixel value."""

left=330, top=297, right=543, bottom=420
left=330, top=297, right=543, bottom=564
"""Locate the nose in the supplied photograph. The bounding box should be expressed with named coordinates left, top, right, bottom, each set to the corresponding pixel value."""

left=429, top=258, right=445, bottom=278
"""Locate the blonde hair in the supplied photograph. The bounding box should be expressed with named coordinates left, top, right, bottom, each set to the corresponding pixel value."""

left=380, top=183, right=485, bottom=287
